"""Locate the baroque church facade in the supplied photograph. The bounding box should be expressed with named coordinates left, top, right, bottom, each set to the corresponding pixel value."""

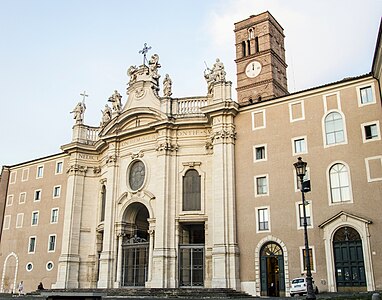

left=0, top=12, right=382, bottom=297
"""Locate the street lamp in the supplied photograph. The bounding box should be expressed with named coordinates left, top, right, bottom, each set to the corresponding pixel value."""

left=294, top=157, right=316, bottom=300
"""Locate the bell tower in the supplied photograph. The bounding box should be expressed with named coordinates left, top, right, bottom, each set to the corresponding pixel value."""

left=234, top=11, right=288, bottom=103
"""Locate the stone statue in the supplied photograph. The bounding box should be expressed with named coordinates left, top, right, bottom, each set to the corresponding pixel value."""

left=100, top=104, right=112, bottom=127
left=163, top=74, right=172, bottom=97
left=149, top=54, right=161, bottom=82
left=127, top=65, right=138, bottom=84
left=211, top=58, right=226, bottom=81
left=108, top=90, right=122, bottom=112
left=204, top=58, right=227, bottom=94
left=71, top=101, right=86, bottom=124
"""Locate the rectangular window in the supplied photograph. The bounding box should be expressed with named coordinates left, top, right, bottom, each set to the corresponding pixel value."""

left=34, top=190, right=42, bottom=201
left=56, top=161, right=63, bottom=174
left=9, top=171, right=16, bottom=184
left=28, top=237, right=36, bottom=253
left=362, top=121, right=380, bottom=142
left=257, top=208, right=269, bottom=231
left=31, top=211, right=39, bottom=226
left=6, top=195, right=14, bottom=206
left=53, top=186, right=61, bottom=198
left=360, top=86, right=373, bottom=104
left=302, top=248, right=315, bottom=272
left=51, top=208, right=59, bottom=223
left=19, top=192, right=26, bottom=204
left=289, top=101, right=305, bottom=122
left=48, top=235, right=56, bottom=252
left=252, top=110, right=266, bottom=130
left=253, top=144, right=267, bottom=162
left=36, top=166, right=44, bottom=178
left=16, top=213, right=24, bottom=228
left=298, top=202, right=312, bottom=227
left=365, top=124, right=378, bottom=139
left=293, top=137, right=307, bottom=155
left=22, top=168, right=29, bottom=181
left=365, top=156, right=382, bottom=182
left=255, top=175, right=268, bottom=196
left=3, top=215, right=11, bottom=230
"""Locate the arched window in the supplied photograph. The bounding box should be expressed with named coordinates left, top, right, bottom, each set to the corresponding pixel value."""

left=254, top=37, right=259, bottom=53
left=183, top=169, right=201, bottom=211
left=241, top=41, right=246, bottom=57
left=100, top=185, right=106, bottom=222
left=247, top=40, right=251, bottom=56
left=248, top=28, right=254, bottom=39
left=329, top=163, right=351, bottom=203
left=325, top=112, right=345, bottom=145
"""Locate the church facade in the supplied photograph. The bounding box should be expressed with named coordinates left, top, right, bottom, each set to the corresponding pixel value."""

left=0, top=12, right=381, bottom=297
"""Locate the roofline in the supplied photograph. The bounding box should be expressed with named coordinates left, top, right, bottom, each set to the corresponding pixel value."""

left=239, top=73, right=373, bottom=109
left=3, top=152, right=67, bottom=169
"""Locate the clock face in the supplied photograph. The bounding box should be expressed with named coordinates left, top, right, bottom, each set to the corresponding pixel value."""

left=245, top=60, right=262, bottom=78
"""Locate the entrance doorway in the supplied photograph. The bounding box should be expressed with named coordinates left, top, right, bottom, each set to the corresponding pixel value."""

left=260, top=242, right=285, bottom=297
left=179, top=223, right=205, bottom=287
left=121, top=203, right=150, bottom=287
left=333, top=227, right=366, bottom=291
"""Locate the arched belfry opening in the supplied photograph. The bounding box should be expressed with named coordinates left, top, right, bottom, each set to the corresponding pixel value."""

left=120, top=202, right=150, bottom=287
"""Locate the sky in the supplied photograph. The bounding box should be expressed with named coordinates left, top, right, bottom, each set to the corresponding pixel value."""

left=0, top=0, right=381, bottom=168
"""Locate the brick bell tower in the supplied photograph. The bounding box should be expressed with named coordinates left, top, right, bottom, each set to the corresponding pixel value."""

left=234, top=11, right=288, bottom=103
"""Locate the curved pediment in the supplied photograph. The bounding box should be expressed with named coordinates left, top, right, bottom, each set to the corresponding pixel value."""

left=99, top=107, right=168, bottom=137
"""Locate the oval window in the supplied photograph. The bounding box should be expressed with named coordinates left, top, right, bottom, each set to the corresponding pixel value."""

left=26, top=262, right=33, bottom=272
left=128, top=160, right=145, bottom=191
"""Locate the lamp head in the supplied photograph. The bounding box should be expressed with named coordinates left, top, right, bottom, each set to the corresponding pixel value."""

left=294, top=157, right=307, bottom=179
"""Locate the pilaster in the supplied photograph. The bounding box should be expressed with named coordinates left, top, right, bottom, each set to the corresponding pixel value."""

left=53, top=163, right=87, bottom=289
left=97, top=154, right=118, bottom=288
left=201, top=81, right=240, bottom=289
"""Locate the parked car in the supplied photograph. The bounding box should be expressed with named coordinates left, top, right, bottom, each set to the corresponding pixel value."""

left=290, top=277, right=319, bottom=297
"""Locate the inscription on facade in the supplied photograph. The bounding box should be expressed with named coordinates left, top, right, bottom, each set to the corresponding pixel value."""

left=78, top=153, right=97, bottom=160
left=177, top=129, right=211, bottom=136
left=121, top=134, right=157, bottom=147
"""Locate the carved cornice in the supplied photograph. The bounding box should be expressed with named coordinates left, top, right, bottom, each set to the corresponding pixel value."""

left=182, top=161, right=202, bottom=168
left=93, top=166, right=101, bottom=174
left=66, top=164, right=88, bottom=175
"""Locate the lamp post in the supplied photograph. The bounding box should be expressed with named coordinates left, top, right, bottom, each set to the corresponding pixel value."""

left=294, top=157, right=316, bottom=300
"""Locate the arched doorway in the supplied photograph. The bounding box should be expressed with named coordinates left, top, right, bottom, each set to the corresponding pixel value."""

left=260, top=242, right=285, bottom=297
left=1, top=252, right=18, bottom=293
left=121, top=202, right=150, bottom=287
left=333, top=227, right=366, bottom=291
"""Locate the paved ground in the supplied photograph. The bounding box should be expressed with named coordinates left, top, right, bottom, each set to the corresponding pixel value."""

left=0, top=291, right=379, bottom=300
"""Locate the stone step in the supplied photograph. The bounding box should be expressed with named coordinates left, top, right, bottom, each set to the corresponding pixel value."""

left=34, top=288, right=256, bottom=299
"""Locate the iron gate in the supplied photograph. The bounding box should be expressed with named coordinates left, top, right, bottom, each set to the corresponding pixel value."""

left=179, top=245, right=204, bottom=287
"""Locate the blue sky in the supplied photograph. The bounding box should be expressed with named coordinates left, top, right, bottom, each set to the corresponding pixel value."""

left=1, top=0, right=381, bottom=167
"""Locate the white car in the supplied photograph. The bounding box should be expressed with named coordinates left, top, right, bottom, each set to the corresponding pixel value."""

left=290, top=277, right=319, bottom=297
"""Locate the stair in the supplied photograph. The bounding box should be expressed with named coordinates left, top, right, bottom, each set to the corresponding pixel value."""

left=35, top=288, right=257, bottom=299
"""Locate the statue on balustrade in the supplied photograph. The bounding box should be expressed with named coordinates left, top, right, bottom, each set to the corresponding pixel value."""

left=71, top=101, right=86, bottom=124
left=100, top=104, right=112, bottom=127
left=108, top=90, right=122, bottom=113
left=163, top=74, right=173, bottom=97
left=204, top=58, right=226, bottom=94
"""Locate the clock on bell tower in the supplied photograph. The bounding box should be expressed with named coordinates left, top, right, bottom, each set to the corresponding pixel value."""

left=234, top=11, right=288, bottom=104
